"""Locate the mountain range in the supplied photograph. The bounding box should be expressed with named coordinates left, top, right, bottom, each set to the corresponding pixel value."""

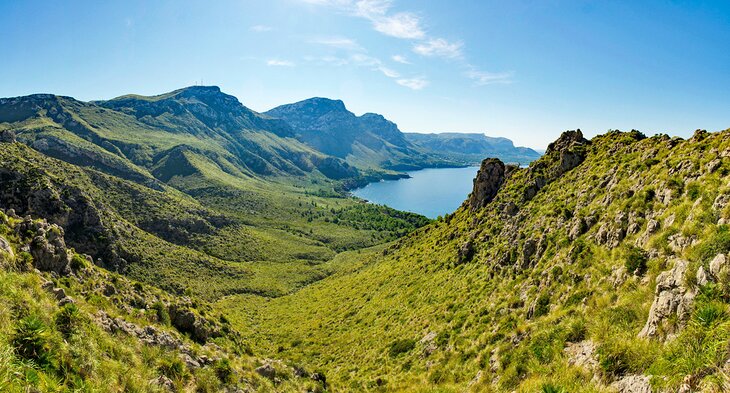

left=405, top=132, right=541, bottom=165
left=1, top=86, right=728, bottom=392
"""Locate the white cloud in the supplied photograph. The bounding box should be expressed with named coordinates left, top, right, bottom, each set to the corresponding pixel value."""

left=378, top=66, right=400, bottom=78
left=266, top=59, right=296, bottom=67
left=353, top=0, right=391, bottom=18
left=396, top=77, right=428, bottom=90
left=464, top=66, right=513, bottom=85
left=392, top=54, right=410, bottom=64
left=413, top=38, right=463, bottom=58
left=250, top=25, right=273, bottom=32
left=309, top=36, right=363, bottom=51
left=372, top=12, right=424, bottom=39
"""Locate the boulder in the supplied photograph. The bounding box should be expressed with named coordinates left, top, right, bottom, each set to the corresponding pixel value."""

left=255, top=362, right=277, bottom=380
left=468, top=158, right=506, bottom=210
left=0, top=130, right=16, bottom=143
left=30, top=226, right=71, bottom=274
left=610, top=375, right=652, bottom=393
left=639, top=259, right=695, bottom=339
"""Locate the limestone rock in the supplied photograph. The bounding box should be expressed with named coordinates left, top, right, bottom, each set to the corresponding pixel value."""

left=696, top=266, right=709, bottom=286
left=709, top=254, right=727, bottom=278
left=564, top=340, right=598, bottom=371
left=639, top=259, right=696, bottom=339
left=468, top=158, right=506, bottom=210
left=15, top=218, right=71, bottom=274
left=610, top=375, right=652, bottom=393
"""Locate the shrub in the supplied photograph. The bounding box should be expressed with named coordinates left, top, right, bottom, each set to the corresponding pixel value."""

left=152, top=301, right=171, bottom=326
left=541, top=383, right=566, bottom=393
left=158, top=357, right=189, bottom=382
left=12, top=315, right=54, bottom=368
left=70, top=254, right=89, bottom=270
left=694, top=303, right=726, bottom=328
left=388, top=339, right=416, bottom=358
left=214, top=358, right=235, bottom=383
left=624, top=246, right=648, bottom=276
left=55, top=303, right=82, bottom=337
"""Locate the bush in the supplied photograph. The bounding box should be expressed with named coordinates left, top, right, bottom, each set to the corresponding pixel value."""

left=214, top=358, right=235, bottom=383
left=158, top=357, right=189, bottom=382
left=55, top=303, right=82, bottom=337
left=388, top=339, right=416, bottom=358
left=70, top=254, right=90, bottom=270
left=624, top=246, right=648, bottom=276
left=152, top=301, right=171, bottom=326
left=694, top=303, right=726, bottom=328
left=12, top=315, right=54, bottom=368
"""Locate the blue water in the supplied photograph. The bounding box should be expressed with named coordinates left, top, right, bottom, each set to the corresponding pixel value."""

left=352, top=166, right=479, bottom=218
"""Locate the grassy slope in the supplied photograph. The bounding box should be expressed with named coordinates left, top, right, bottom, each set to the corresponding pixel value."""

left=218, top=130, right=730, bottom=391
left=0, top=143, right=428, bottom=301
left=0, top=212, right=326, bottom=392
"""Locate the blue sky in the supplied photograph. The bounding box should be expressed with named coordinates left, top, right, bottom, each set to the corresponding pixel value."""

left=1, top=0, right=729, bottom=149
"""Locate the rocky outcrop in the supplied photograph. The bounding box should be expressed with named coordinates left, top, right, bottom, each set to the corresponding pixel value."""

left=95, top=310, right=183, bottom=349
left=610, top=375, right=652, bottom=393
left=522, top=130, right=589, bottom=202
left=468, top=158, right=506, bottom=210
left=639, top=259, right=695, bottom=339
left=168, top=303, right=222, bottom=344
left=15, top=218, right=71, bottom=275
left=1, top=129, right=16, bottom=143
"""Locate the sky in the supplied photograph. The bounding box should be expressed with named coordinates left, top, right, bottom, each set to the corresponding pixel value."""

left=1, top=0, right=729, bottom=149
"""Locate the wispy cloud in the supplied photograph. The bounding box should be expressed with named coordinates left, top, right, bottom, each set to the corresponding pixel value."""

left=250, top=25, right=273, bottom=32
left=372, top=12, right=424, bottom=39
left=464, top=66, right=513, bottom=85
left=396, top=77, right=429, bottom=90
left=309, top=36, right=363, bottom=51
left=267, top=59, right=296, bottom=67
left=392, top=54, right=410, bottom=64
left=413, top=38, right=463, bottom=59
left=299, top=0, right=511, bottom=89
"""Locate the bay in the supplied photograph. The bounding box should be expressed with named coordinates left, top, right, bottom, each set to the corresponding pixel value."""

left=352, top=166, right=479, bottom=219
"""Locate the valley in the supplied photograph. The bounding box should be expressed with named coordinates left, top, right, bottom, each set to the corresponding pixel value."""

left=1, top=86, right=729, bottom=392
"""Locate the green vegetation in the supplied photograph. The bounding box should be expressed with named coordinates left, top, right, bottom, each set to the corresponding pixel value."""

left=3, top=87, right=730, bottom=391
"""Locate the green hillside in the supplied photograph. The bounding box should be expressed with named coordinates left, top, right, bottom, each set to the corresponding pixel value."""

left=218, top=129, right=730, bottom=392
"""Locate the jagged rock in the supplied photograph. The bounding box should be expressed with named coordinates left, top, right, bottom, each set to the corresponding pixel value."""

left=150, top=375, right=175, bottom=391
left=457, top=240, right=475, bottom=264
left=52, top=287, right=67, bottom=301
left=520, top=239, right=537, bottom=268
left=568, top=218, right=586, bottom=240
left=709, top=254, right=727, bottom=278
left=15, top=219, right=72, bottom=275
left=564, top=340, right=598, bottom=372
left=610, top=266, right=629, bottom=288
left=255, top=362, right=277, bottom=380
left=713, top=194, right=728, bottom=212
left=468, top=158, right=506, bottom=210
left=420, top=332, right=437, bottom=357
left=610, top=375, right=652, bottom=393
left=0, top=129, right=16, bottom=143
left=180, top=353, right=201, bottom=369
left=94, top=311, right=182, bottom=349
left=0, top=236, right=13, bottom=266
left=639, top=259, right=696, bottom=339
left=169, top=304, right=221, bottom=343
left=696, top=266, right=709, bottom=286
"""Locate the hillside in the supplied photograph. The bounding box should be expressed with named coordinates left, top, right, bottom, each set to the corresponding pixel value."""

left=405, top=132, right=542, bottom=166
left=218, top=129, right=730, bottom=392
left=265, top=98, right=454, bottom=172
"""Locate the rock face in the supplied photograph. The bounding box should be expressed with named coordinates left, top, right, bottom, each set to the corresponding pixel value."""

left=639, top=259, right=695, bottom=339
left=168, top=304, right=221, bottom=343
left=15, top=218, right=71, bottom=275
left=468, top=158, right=506, bottom=210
